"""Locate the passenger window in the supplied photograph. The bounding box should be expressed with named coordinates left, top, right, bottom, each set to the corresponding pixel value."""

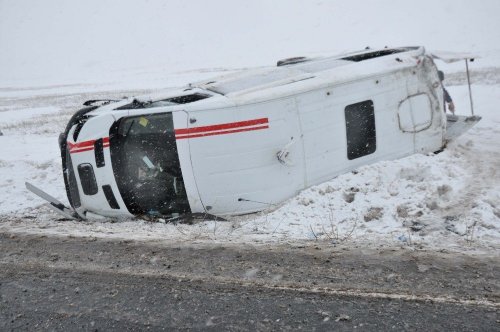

left=345, top=100, right=376, bottom=160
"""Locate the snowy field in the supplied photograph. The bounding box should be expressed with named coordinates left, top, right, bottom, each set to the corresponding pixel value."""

left=1, top=0, right=499, bottom=252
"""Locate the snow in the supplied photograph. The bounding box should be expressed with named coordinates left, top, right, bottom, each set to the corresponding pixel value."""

left=0, top=0, right=499, bottom=252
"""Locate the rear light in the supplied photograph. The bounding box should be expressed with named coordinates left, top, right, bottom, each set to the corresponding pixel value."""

left=72, top=116, right=90, bottom=141
left=102, top=185, right=120, bottom=209
left=65, top=148, right=81, bottom=208
left=77, top=163, right=98, bottom=195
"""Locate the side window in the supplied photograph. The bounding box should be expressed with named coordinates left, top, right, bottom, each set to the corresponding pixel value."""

left=345, top=100, right=376, bottom=160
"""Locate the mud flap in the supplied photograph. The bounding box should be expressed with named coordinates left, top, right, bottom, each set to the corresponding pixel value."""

left=445, top=114, right=481, bottom=142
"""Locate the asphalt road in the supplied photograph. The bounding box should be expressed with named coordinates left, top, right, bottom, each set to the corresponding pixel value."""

left=0, top=233, right=498, bottom=331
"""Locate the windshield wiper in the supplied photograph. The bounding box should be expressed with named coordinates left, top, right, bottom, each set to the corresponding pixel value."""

left=83, top=99, right=120, bottom=107
left=115, top=99, right=152, bottom=110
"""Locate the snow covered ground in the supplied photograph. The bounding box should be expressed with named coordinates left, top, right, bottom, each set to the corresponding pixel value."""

left=1, top=82, right=498, bottom=252
left=0, top=0, right=499, bottom=251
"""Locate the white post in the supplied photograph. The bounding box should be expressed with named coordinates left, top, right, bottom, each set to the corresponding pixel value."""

left=465, top=59, right=474, bottom=115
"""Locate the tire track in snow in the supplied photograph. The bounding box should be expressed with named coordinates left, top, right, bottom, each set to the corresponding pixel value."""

left=434, top=132, right=500, bottom=239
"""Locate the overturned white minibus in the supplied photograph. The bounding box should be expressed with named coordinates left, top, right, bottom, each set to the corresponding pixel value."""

left=27, top=46, right=480, bottom=220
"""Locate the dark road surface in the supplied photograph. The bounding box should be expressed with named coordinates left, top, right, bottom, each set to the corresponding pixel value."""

left=0, top=233, right=498, bottom=331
